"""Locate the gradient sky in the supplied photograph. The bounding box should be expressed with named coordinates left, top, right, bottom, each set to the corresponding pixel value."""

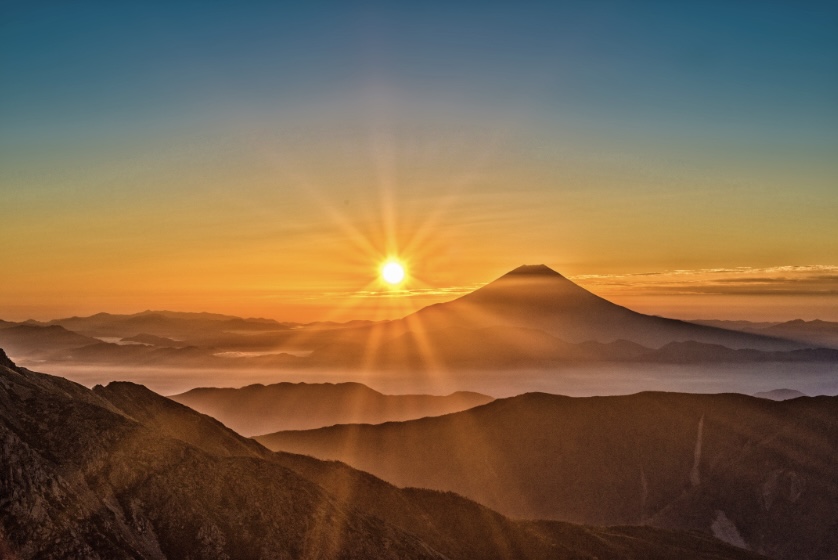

left=2, top=1, right=837, bottom=321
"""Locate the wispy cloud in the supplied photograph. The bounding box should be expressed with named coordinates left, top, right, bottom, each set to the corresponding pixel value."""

left=292, top=284, right=486, bottom=301
left=571, top=266, right=838, bottom=297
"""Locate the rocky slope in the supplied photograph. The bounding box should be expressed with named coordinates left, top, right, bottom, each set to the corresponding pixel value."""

left=258, top=391, right=838, bottom=560
left=0, top=348, right=767, bottom=559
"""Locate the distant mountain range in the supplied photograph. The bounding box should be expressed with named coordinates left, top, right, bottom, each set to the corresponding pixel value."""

left=170, top=383, right=493, bottom=436
left=0, top=349, right=766, bottom=560
left=2, top=265, right=836, bottom=372
left=256, top=391, right=838, bottom=560
left=753, top=388, right=809, bottom=401
left=694, top=319, right=838, bottom=350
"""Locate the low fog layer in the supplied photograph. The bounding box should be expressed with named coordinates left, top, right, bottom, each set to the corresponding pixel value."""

left=38, top=361, right=838, bottom=399
left=3, top=267, right=838, bottom=400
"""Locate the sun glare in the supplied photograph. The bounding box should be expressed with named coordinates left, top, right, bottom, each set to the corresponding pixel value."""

left=381, top=261, right=406, bottom=285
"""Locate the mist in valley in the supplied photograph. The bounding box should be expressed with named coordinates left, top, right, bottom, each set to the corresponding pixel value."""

left=34, top=361, right=838, bottom=399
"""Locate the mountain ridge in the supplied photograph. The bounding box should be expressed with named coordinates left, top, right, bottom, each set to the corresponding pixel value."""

left=169, top=382, right=495, bottom=435
left=0, top=350, right=767, bottom=559
left=256, top=390, right=838, bottom=560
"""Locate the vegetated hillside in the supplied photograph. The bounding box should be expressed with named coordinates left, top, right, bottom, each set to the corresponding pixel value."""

left=0, top=348, right=766, bottom=560
left=170, top=382, right=493, bottom=436
left=257, top=391, right=838, bottom=560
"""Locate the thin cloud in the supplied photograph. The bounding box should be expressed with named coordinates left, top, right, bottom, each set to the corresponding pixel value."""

left=573, top=265, right=838, bottom=297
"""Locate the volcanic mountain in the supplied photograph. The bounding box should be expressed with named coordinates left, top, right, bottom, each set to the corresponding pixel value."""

left=397, top=265, right=800, bottom=350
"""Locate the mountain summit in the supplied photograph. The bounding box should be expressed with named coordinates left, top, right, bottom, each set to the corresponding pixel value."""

left=503, top=264, right=564, bottom=277
left=406, top=265, right=799, bottom=350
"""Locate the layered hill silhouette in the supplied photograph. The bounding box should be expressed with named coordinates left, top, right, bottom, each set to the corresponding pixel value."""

left=45, top=310, right=292, bottom=338
left=695, top=319, right=838, bottom=350
left=170, top=382, right=493, bottom=436
left=5, top=320, right=834, bottom=373
left=753, top=388, right=809, bottom=401
left=257, top=391, right=838, bottom=560
left=0, top=349, right=765, bottom=560
left=4, top=266, right=838, bottom=377
left=0, top=324, right=100, bottom=358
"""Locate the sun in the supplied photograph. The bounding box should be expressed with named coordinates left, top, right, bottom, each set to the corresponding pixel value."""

left=381, top=261, right=406, bottom=285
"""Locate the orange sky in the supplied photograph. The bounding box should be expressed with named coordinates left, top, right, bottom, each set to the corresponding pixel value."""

left=2, top=119, right=837, bottom=322
left=2, top=4, right=837, bottom=323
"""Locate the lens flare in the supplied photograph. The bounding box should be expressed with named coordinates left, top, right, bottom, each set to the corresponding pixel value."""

left=381, top=261, right=406, bottom=285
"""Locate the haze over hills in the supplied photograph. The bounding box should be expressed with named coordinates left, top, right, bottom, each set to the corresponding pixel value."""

left=1, top=264, right=836, bottom=400
left=169, top=382, right=494, bottom=435
left=694, top=319, right=838, bottom=350
left=753, top=389, right=809, bottom=401
left=0, top=349, right=767, bottom=560
left=257, top=391, right=838, bottom=560
left=0, top=324, right=100, bottom=358
left=3, top=266, right=833, bottom=377
left=45, top=310, right=295, bottom=339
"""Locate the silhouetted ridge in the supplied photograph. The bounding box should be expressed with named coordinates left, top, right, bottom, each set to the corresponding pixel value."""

left=0, top=348, right=17, bottom=371
left=258, top=391, right=838, bottom=560
left=171, top=381, right=494, bottom=436
left=0, top=359, right=766, bottom=559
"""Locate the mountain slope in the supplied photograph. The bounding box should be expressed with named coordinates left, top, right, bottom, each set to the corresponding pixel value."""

left=397, top=265, right=802, bottom=350
left=98, top=381, right=763, bottom=560
left=0, top=324, right=100, bottom=359
left=760, top=320, right=838, bottom=349
left=0, top=352, right=444, bottom=559
left=257, top=391, right=838, bottom=560
left=48, top=310, right=290, bottom=338
left=753, top=389, right=809, bottom=401
left=0, top=348, right=765, bottom=560
left=694, top=319, right=838, bottom=350
left=170, top=382, right=493, bottom=436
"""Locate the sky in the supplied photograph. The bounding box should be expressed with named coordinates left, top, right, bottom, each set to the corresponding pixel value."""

left=2, top=1, right=837, bottom=322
